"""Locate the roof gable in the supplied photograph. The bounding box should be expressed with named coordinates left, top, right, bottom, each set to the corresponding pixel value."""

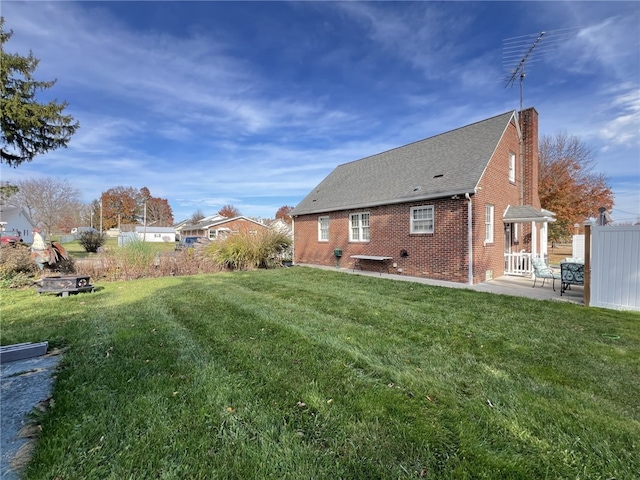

left=0, top=206, right=36, bottom=227
left=292, top=111, right=517, bottom=216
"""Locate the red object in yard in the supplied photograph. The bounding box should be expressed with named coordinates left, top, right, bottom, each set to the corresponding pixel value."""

left=0, top=232, right=23, bottom=245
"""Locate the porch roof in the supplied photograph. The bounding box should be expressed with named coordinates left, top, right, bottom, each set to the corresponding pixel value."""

left=503, top=205, right=556, bottom=223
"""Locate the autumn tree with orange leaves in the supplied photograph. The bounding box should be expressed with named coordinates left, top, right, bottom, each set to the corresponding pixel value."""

left=100, top=186, right=139, bottom=230
left=218, top=204, right=241, bottom=218
left=275, top=205, right=294, bottom=224
left=100, top=186, right=173, bottom=230
left=539, top=132, right=613, bottom=241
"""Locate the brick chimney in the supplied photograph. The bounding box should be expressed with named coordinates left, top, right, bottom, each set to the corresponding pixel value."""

left=519, top=107, right=541, bottom=209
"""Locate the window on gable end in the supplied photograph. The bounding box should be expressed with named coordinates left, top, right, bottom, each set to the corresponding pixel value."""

left=410, top=205, right=434, bottom=234
left=318, top=216, right=329, bottom=242
left=485, top=204, right=494, bottom=244
left=509, top=151, right=516, bottom=183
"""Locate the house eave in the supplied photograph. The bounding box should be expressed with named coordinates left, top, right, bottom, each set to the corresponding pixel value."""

left=292, top=189, right=475, bottom=217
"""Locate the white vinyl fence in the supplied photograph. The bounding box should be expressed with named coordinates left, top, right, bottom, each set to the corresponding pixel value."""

left=572, top=235, right=585, bottom=260
left=590, top=225, right=640, bottom=311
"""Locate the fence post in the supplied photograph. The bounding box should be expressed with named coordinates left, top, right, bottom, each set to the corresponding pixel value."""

left=584, top=224, right=591, bottom=307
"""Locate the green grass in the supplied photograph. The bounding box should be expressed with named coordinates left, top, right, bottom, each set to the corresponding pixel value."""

left=1, top=267, right=638, bottom=479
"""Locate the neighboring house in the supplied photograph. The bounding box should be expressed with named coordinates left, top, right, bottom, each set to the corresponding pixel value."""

left=291, top=108, right=555, bottom=285
left=0, top=206, right=37, bottom=244
left=266, top=218, right=294, bottom=259
left=174, top=214, right=225, bottom=239
left=134, top=226, right=176, bottom=243
left=267, top=218, right=293, bottom=238
left=177, top=215, right=269, bottom=240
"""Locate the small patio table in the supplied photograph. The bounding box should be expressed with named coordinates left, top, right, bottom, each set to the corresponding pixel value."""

left=560, top=262, right=584, bottom=296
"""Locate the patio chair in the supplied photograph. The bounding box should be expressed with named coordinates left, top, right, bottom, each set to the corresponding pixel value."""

left=531, top=257, right=560, bottom=290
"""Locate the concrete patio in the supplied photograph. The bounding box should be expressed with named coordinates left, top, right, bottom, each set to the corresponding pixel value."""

left=300, top=264, right=585, bottom=305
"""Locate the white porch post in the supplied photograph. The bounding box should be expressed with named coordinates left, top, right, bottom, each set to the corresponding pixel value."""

left=540, top=221, right=548, bottom=261
left=531, top=220, right=537, bottom=258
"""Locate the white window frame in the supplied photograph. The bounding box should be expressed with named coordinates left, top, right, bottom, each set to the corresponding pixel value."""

left=509, top=151, right=516, bottom=183
left=349, top=212, right=370, bottom=242
left=485, top=204, right=494, bottom=244
left=318, top=216, right=329, bottom=242
left=410, top=205, right=434, bottom=234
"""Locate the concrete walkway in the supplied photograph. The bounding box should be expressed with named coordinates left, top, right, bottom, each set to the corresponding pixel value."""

left=1, top=351, right=62, bottom=480
left=300, top=264, right=585, bottom=305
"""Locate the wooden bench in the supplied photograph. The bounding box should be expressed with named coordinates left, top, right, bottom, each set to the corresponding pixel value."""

left=350, top=255, right=393, bottom=275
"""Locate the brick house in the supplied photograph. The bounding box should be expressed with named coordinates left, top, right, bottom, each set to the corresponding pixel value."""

left=177, top=215, right=269, bottom=240
left=291, top=108, right=555, bottom=284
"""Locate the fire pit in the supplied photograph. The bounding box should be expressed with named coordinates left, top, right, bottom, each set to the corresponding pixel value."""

left=37, top=275, right=94, bottom=297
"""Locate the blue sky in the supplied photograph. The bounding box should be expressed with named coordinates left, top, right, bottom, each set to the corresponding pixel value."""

left=1, top=1, right=639, bottom=223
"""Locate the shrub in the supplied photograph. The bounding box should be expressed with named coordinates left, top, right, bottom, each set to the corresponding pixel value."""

left=78, top=231, right=107, bottom=253
left=207, top=230, right=292, bottom=270
left=0, top=243, right=38, bottom=287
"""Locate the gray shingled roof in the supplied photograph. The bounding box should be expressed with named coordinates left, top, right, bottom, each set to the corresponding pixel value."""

left=504, top=205, right=556, bottom=222
left=292, top=110, right=517, bottom=216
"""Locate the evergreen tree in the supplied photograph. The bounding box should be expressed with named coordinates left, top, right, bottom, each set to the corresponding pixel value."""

left=1, top=18, right=79, bottom=167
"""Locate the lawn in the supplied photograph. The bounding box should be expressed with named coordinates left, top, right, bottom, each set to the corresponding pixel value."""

left=1, top=267, right=638, bottom=479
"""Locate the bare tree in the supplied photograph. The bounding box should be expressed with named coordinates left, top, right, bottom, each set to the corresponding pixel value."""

left=189, top=210, right=205, bottom=224
left=8, top=177, right=83, bottom=235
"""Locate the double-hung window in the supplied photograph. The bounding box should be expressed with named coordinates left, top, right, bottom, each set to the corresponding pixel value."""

left=485, top=204, right=494, bottom=244
left=318, top=216, right=329, bottom=242
left=349, top=212, right=370, bottom=242
left=410, top=205, right=434, bottom=234
left=509, top=151, right=516, bottom=183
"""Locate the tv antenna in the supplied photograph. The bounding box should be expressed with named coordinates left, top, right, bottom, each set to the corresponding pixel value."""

left=504, top=31, right=545, bottom=113
left=503, top=27, right=581, bottom=112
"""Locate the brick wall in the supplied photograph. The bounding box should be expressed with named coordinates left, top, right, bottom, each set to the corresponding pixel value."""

left=472, top=116, right=522, bottom=282
left=293, top=198, right=471, bottom=282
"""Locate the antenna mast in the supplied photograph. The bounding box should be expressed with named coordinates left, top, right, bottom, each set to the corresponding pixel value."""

left=502, top=28, right=581, bottom=207
left=503, top=27, right=580, bottom=110
left=508, top=32, right=545, bottom=113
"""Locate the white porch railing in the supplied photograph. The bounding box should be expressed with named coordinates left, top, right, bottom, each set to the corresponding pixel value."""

left=504, top=252, right=532, bottom=276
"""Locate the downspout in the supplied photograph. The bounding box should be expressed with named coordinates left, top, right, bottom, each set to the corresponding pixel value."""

left=291, top=217, right=295, bottom=265
left=466, top=193, right=473, bottom=285
left=519, top=110, right=525, bottom=206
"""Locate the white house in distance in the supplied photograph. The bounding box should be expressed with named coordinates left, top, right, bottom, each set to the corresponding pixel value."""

left=0, top=206, right=37, bottom=243
left=134, top=226, right=176, bottom=243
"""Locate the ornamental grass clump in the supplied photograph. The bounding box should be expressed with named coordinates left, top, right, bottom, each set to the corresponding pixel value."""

left=208, top=230, right=292, bottom=270
left=92, top=239, right=158, bottom=280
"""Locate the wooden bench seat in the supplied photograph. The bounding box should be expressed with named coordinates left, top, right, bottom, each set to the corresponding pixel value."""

left=350, top=255, right=393, bottom=275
